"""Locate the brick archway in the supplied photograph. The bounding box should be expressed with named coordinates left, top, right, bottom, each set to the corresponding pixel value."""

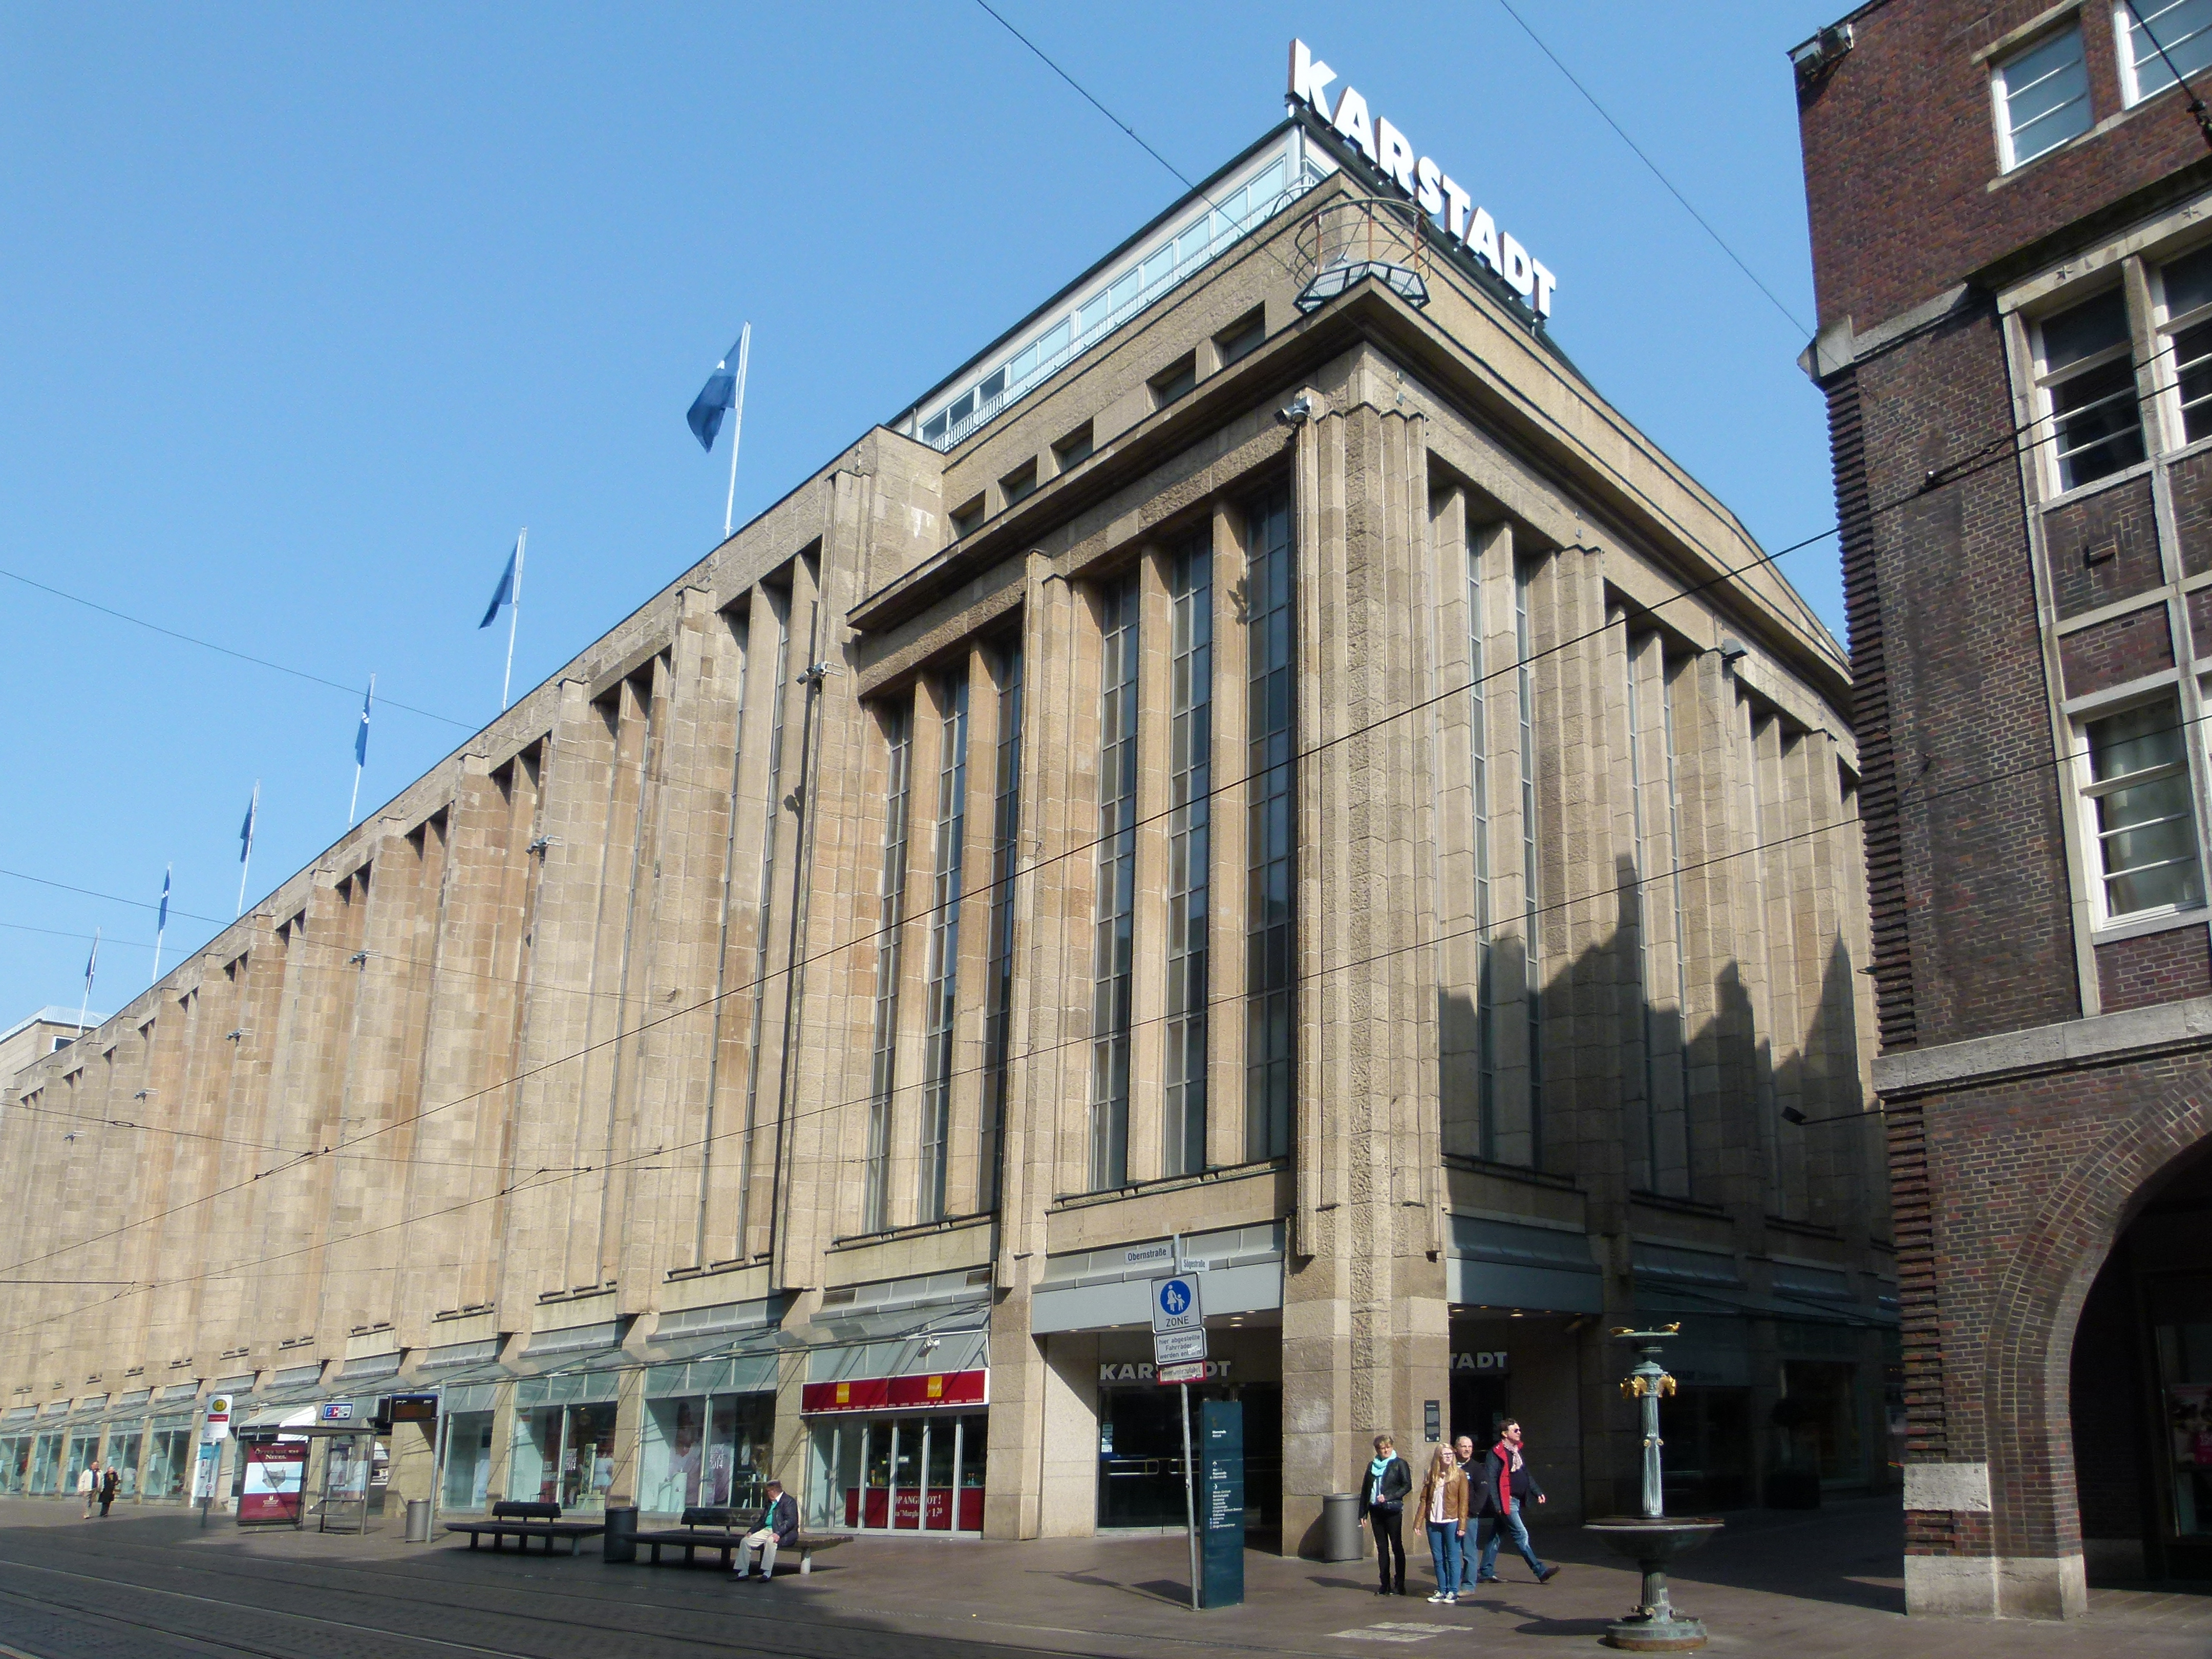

left=1979, top=1073, right=2212, bottom=1573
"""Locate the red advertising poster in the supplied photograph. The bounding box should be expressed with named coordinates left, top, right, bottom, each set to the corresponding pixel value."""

left=843, top=1484, right=984, bottom=1530
left=237, top=1439, right=306, bottom=1524
left=800, top=1369, right=987, bottom=1415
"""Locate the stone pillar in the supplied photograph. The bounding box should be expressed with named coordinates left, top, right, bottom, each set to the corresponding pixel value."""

left=1280, top=377, right=1449, bottom=1557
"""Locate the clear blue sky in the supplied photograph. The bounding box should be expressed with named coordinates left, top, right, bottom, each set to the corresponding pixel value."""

left=0, top=1, right=1851, bottom=1022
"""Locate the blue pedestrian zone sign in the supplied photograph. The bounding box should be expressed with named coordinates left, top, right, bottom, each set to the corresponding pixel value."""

left=1152, top=1273, right=1203, bottom=1333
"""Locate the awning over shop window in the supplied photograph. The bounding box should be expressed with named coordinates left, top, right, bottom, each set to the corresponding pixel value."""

left=1448, top=1215, right=1603, bottom=1314
left=1032, top=1223, right=1283, bottom=1334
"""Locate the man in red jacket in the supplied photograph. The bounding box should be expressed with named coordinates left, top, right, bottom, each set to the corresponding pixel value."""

left=1472, top=1420, right=1559, bottom=1585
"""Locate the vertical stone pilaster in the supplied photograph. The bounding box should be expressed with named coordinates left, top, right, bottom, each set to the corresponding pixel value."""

left=1280, top=381, right=1448, bottom=1558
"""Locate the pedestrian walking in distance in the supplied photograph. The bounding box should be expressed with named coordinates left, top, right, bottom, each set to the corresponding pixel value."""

left=98, top=1463, right=119, bottom=1517
left=77, top=1459, right=98, bottom=1519
left=1474, top=1419, right=1560, bottom=1585
left=1359, top=1433, right=1413, bottom=1596
left=1416, top=1443, right=1471, bottom=1604
left=732, top=1477, right=799, bottom=1582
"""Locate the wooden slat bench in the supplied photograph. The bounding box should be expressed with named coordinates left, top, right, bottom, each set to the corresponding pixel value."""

left=629, top=1504, right=847, bottom=1573
left=444, top=1499, right=607, bottom=1555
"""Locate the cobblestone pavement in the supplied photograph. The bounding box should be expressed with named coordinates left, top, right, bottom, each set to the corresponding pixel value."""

left=0, top=1497, right=2205, bottom=1658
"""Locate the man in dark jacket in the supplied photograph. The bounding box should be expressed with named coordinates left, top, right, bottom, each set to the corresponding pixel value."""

left=1359, top=1433, right=1413, bottom=1594
left=733, top=1478, right=800, bottom=1581
left=1473, top=1420, right=1559, bottom=1585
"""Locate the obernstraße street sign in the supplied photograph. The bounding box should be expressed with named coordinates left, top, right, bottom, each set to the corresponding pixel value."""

left=1152, top=1272, right=1202, bottom=1333
left=1154, top=1326, right=1208, bottom=1366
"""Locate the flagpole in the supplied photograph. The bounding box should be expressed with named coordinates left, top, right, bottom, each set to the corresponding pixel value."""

left=503, top=530, right=525, bottom=712
left=237, top=780, right=259, bottom=919
left=152, top=867, right=170, bottom=984
left=724, top=324, right=750, bottom=540
left=78, top=927, right=99, bottom=1036
left=349, top=674, right=375, bottom=827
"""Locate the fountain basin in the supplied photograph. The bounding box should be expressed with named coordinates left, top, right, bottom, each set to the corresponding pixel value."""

left=1583, top=1517, right=1724, bottom=1652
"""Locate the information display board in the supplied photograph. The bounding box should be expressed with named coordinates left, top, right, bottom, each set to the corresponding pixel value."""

left=1199, top=1399, right=1245, bottom=1609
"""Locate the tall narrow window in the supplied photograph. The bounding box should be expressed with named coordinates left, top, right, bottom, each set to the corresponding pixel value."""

left=2157, top=242, right=2212, bottom=446
left=1164, top=538, right=1213, bottom=1177
left=1515, top=559, right=1543, bottom=1165
left=1245, top=488, right=1297, bottom=1162
left=863, top=705, right=914, bottom=1231
left=1091, top=578, right=1140, bottom=1190
left=2082, top=698, right=2205, bottom=920
left=1992, top=26, right=2091, bottom=169
left=1467, top=525, right=1497, bottom=1158
left=978, top=645, right=1023, bottom=1211
left=917, top=672, right=970, bottom=1222
left=1658, top=658, right=1693, bottom=1184
left=2119, top=1, right=2212, bottom=107
left=2035, top=288, right=2145, bottom=492
left=738, top=591, right=790, bottom=1241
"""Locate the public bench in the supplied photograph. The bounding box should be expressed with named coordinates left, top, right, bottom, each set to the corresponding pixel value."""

left=443, top=1499, right=607, bottom=1555
left=629, top=1504, right=847, bottom=1574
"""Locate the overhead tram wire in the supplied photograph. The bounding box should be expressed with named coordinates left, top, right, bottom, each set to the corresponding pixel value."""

left=8, top=636, right=2205, bottom=1334
left=0, top=868, right=660, bottom=1008
left=0, top=515, right=1843, bottom=1286
left=0, top=563, right=472, bottom=731
left=6, top=248, right=2196, bottom=1295
left=4, top=305, right=2191, bottom=1295
left=1491, top=0, right=1813, bottom=338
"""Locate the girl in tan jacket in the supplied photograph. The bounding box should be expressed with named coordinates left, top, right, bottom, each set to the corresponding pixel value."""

left=1415, top=1444, right=1471, bottom=1603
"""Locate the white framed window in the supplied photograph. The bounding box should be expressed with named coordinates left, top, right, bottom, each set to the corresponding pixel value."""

left=2033, top=286, right=2147, bottom=490
left=2154, top=241, right=2212, bottom=446
left=2117, top=0, right=2212, bottom=105
left=1993, top=26, right=2093, bottom=169
left=2079, top=697, right=2205, bottom=921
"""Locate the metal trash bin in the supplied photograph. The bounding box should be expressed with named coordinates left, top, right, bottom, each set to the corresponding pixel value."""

left=602, top=1505, right=638, bottom=1565
left=1321, top=1492, right=1363, bottom=1562
left=404, top=1499, right=432, bottom=1544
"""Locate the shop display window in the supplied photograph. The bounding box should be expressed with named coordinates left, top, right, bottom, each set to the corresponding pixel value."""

left=804, top=1413, right=986, bottom=1532
left=144, top=1425, right=193, bottom=1500
left=30, top=1433, right=63, bottom=1496
left=509, top=1401, right=619, bottom=1514
left=1777, top=1360, right=1863, bottom=1484
left=108, top=1431, right=142, bottom=1497
left=440, top=1411, right=494, bottom=1511
left=65, top=1432, right=97, bottom=1493
left=640, top=1393, right=772, bottom=1516
left=0, top=1437, right=28, bottom=1496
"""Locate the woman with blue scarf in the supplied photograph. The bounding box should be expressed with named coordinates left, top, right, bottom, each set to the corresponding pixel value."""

left=1358, top=1433, right=1413, bottom=1594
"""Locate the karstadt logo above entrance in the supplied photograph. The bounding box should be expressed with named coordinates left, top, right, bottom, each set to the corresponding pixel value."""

left=1289, top=39, right=1557, bottom=321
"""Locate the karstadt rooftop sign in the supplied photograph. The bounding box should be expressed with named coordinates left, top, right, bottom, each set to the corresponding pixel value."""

left=1289, top=39, right=1557, bottom=320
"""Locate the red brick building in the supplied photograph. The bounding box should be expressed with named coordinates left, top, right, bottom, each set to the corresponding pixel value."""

left=1795, top=0, right=2212, bottom=1619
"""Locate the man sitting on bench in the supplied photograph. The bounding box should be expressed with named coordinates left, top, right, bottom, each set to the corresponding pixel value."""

left=732, top=1479, right=799, bottom=1582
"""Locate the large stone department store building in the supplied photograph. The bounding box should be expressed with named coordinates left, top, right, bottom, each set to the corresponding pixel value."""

left=0, top=62, right=1886, bottom=1551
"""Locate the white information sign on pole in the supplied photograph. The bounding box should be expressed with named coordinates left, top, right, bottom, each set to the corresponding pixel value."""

left=1154, top=1327, right=1208, bottom=1366
left=1151, top=1273, right=1203, bottom=1334
left=202, top=1394, right=232, bottom=1443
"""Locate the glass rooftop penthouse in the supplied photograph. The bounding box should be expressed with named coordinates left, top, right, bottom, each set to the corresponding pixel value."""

left=895, top=126, right=1334, bottom=455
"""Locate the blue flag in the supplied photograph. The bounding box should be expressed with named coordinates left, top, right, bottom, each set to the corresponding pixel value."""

left=84, top=930, right=98, bottom=991
left=355, top=679, right=374, bottom=767
left=479, top=549, right=516, bottom=629
left=156, top=868, right=169, bottom=934
left=687, top=336, right=744, bottom=452
left=240, top=789, right=258, bottom=863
